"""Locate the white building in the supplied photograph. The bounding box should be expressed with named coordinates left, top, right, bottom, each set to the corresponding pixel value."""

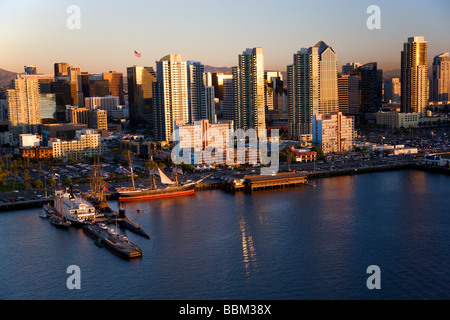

left=49, top=128, right=106, bottom=161
left=20, top=134, right=40, bottom=148
left=312, top=112, right=354, bottom=154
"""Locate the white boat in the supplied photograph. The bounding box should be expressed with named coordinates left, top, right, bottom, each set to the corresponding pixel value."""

left=60, top=190, right=97, bottom=227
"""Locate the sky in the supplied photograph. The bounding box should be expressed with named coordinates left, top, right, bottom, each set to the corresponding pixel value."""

left=0, top=0, right=449, bottom=75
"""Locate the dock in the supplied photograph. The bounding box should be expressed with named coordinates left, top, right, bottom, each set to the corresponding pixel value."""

left=0, top=198, right=53, bottom=212
left=243, top=172, right=308, bottom=191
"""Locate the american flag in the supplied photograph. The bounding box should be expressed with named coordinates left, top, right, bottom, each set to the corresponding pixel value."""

left=134, top=50, right=141, bottom=58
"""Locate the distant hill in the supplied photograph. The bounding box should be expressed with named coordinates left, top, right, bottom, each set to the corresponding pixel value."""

left=0, top=68, right=17, bottom=88
left=383, top=69, right=401, bottom=79
left=204, top=65, right=232, bottom=73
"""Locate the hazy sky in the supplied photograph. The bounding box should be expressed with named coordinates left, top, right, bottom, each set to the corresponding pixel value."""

left=1, top=0, right=449, bottom=74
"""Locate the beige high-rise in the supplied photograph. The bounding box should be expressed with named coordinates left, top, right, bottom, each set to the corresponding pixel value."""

left=7, top=75, right=42, bottom=139
left=401, top=36, right=428, bottom=115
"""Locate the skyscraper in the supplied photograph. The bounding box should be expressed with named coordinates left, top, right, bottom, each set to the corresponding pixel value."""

left=431, top=52, right=450, bottom=102
left=358, top=62, right=383, bottom=118
left=54, top=62, right=69, bottom=81
left=6, top=75, right=41, bottom=139
left=384, top=78, right=401, bottom=104
left=287, top=41, right=338, bottom=138
left=401, top=36, right=429, bottom=115
left=187, top=61, right=207, bottom=123
left=127, top=66, right=156, bottom=125
left=102, top=71, right=124, bottom=105
left=24, top=65, right=37, bottom=75
left=153, top=54, right=189, bottom=142
left=232, top=47, right=265, bottom=136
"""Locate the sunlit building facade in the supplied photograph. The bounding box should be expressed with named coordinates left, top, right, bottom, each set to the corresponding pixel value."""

left=127, top=66, right=156, bottom=124
left=6, top=75, right=42, bottom=140
left=312, top=112, right=354, bottom=154
left=401, top=36, right=429, bottom=115
left=288, top=41, right=338, bottom=138
left=431, top=52, right=450, bottom=102
left=153, top=54, right=189, bottom=142
left=232, top=47, right=266, bottom=137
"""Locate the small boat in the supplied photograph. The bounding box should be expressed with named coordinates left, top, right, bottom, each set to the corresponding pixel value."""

left=39, top=210, right=49, bottom=218
left=50, top=215, right=71, bottom=229
left=94, top=238, right=104, bottom=248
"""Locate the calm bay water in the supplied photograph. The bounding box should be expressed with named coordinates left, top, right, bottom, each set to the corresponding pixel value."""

left=0, top=170, right=449, bottom=300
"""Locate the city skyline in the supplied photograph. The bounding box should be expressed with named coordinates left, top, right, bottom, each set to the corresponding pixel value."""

left=1, top=0, right=450, bottom=75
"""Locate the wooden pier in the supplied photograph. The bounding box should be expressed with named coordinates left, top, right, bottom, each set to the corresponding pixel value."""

left=243, top=172, right=308, bottom=191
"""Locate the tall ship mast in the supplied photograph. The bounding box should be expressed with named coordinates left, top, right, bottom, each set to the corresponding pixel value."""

left=116, top=152, right=211, bottom=202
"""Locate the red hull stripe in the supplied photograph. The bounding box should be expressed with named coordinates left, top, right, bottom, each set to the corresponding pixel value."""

left=119, top=189, right=195, bottom=202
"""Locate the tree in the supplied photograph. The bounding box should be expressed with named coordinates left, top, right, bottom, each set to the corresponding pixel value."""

left=46, top=178, right=56, bottom=188
left=32, top=179, right=44, bottom=189
left=64, top=177, right=73, bottom=186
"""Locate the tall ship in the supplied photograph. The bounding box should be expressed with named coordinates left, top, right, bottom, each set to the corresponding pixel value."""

left=49, top=190, right=71, bottom=229
left=116, top=153, right=210, bottom=202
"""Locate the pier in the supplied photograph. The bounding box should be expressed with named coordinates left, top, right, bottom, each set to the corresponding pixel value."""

left=0, top=198, right=53, bottom=212
left=243, top=172, right=308, bottom=191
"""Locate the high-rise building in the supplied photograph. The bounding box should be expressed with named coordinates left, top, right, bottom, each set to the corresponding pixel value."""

left=153, top=54, right=189, bottom=141
left=205, top=86, right=216, bottom=123
left=384, top=78, right=401, bottom=104
left=102, top=71, right=124, bottom=105
left=358, top=62, right=383, bottom=117
left=221, top=78, right=234, bottom=121
left=312, top=112, right=354, bottom=154
left=211, top=73, right=233, bottom=101
left=287, top=41, right=338, bottom=138
left=232, top=47, right=265, bottom=136
left=342, top=62, right=361, bottom=75
left=127, top=66, right=156, bottom=125
left=54, top=63, right=69, bottom=81
left=401, top=36, right=429, bottom=115
left=24, top=65, right=37, bottom=75
left=187, top=61, right=207, bottom=123
left=68, top=66, right=81, bottom=106
left=431, top=52, right=450, bottom=102
left=6, top=75, right=42, bottom=139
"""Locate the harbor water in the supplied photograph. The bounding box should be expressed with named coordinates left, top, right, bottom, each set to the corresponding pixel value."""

left=0, top=170, right=449, bottom=300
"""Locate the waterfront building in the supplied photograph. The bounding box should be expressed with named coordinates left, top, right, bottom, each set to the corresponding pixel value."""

left=232, top=47, right=266, bottom=137
left=49, top=128, right=106, bottom=161
left=431, top=52, right=450, bottom=102
left=6, top=74, right=42, bottom=141
left=312, top=112, right=354, bottom=154
left=288, top=41, right=338, bottom=138
left=173, top=119, right=237, bottom=166
left=127, top=66, right=156, bottom=125
left=153, top=54, right=189, bottom=142
left=376, top=111, right=442, bottom=129
left=401, top=36, right=429, bottom=115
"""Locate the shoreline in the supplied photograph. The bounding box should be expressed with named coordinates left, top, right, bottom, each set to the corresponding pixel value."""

left=1, top=163, right=448, bottom=212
